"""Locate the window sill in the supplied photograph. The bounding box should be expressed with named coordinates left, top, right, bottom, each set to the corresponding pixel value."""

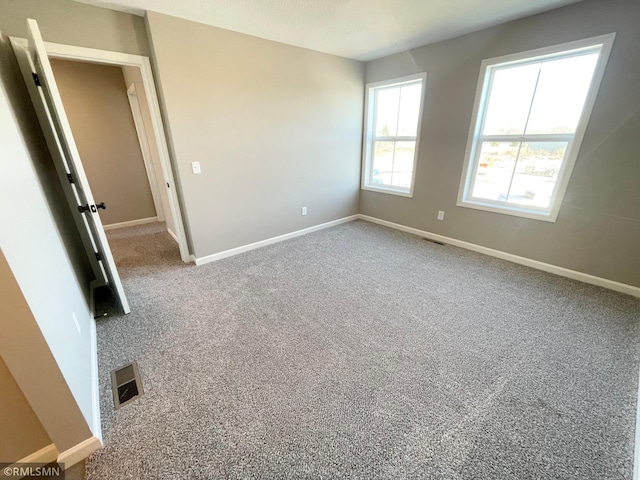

left=362, top=185, right=413, bottom=198
left=457, top=199, right=558, bottom=222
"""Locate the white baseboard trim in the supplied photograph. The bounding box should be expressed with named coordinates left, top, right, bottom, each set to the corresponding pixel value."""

left=89, top=317, right=102, bottom=443
left=194, top=215, right=359, bottom=266
left=103, top=216, right=158, bottom=231
left=358, top=214, right=640, bottom=298
left=14, top=444, right=59, bottom=466
left=167, top=227, right=178, bottom=244
left=57, top=436, right=102, bottom=468
left=88, top=282, right=103, bottom=445
left=634, top=366, right=640, bottom=480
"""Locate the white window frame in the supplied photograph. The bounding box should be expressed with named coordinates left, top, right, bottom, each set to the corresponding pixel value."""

left=361, top=73, right=427, bottom=198
left=457, top=33, right=616, bottom=222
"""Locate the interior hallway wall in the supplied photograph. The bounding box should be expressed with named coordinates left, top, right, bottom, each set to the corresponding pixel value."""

left=122, top=64, right=176, bottom=235
left=0, top=247, right=93, bottom=453
left=0, top=355, right=52, bottom=462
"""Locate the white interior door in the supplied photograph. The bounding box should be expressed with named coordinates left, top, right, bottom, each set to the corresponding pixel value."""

left=12, top=19, right=130, bottom=314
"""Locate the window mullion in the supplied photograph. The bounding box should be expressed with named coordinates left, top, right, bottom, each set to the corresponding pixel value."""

left=521, top=63, right=542, bottom=136
left=389, top=87, right=404, bottom=187
left=504, top=142, right=525, bottom=203
left=369, top=90, right=379, bottom=186
left=388, top=141, right=395, bottom=186
left=505, top=63, right=542, bottom=201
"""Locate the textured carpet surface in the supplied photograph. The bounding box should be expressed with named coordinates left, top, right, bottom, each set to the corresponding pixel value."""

left=87, top=220, right=640, bottom=479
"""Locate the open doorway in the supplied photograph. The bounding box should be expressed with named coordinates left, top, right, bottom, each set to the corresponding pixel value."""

left=11, top=28, right=190, bottom=315
left=48, top=59, right=170, bottom=239
left=12, top=34, right=190, bottom=259
left=39, top=40, right=190, bottom=264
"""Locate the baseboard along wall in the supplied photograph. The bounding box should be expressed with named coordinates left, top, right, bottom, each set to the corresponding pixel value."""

left=103, top=216, right=158, bottom=231
left=358, top=214, right=640, bottom=298
left=9, top=438, right=99, bottom=474
left=634, top=370, right=640, bottom=480
left=57, top=436, right=102, bottom=469
left=13, top=443, right=59, bottom=466
left=193, top=215, right=359, bottom=266
left=191, top=214, right=640, bottom=298
left=167, top=228, right=179, bottom=244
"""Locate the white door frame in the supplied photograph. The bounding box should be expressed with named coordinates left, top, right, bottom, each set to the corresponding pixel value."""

left=126, top=82, right=165, bottom=223
left=21, top=40, right=191, bottom=262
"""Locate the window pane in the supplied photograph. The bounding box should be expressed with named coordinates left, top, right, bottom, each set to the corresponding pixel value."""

left=371, top=141, right=394, bottom=186
left=482, top=63, right=539, bottom=135
left=397, top=83, right=422, bottom=136
left=375, top=87, right=400, bottom=136
left=506, top=142, right=567, bottom=208
left=525, top=53, right=599, bottom=134
left=371, top=141, right=416, bottom=189
left=390, top=141, right=415, bottom=188
left=471, top=142, right=518, bottom=201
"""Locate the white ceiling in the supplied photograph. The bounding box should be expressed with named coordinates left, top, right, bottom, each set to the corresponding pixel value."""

left=74, top=0, right=583, bottom=61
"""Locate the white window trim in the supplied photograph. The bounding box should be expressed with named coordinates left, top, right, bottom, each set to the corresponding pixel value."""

left=361, top=72, right=427, bottom=198
left=457, top=33, right=616, bottom=222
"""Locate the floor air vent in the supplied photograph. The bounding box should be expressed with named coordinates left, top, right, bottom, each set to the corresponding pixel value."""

left=111, top=361, right=144, bottom=409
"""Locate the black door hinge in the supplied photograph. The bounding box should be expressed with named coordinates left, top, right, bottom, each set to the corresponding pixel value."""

left=32, top=73, right=41, bottom=87
left=95, top=252, right=102, bottom=261
left=67, top=173, right=74, bottom=183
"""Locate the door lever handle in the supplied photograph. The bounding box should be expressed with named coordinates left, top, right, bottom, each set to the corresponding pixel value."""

left=78, top=203, right=106, bottom=213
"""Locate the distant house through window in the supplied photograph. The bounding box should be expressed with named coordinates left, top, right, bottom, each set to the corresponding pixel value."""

left=361, top=73, right=426, bottom=197
left=457, top=34, right=615, bottom=221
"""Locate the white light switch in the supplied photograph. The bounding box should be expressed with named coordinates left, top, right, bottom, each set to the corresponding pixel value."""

left=437, top=210, right=445, bottom=220
left=192, top=161, right=201, bottom=174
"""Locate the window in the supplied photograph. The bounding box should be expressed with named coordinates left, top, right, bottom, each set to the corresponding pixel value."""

left=457, top=34, right=615, bottom=221
left=361, top=73, right=426, bottom=197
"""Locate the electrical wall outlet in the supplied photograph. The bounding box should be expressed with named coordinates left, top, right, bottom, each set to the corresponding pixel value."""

left=301, top=206, right=307, bottom=216
left=437, top=210, right=445, bottom=220
left=191, top=161, right=201, bottom=174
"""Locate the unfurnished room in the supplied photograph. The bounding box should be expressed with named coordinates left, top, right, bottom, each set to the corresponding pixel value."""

left=0, top=0, right=639, bottom=479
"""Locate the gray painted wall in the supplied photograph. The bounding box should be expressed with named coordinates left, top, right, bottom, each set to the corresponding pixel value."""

left=0, top=0, right=149, bottom=56
left=50, top=59, right=157, bottom=226
left=146, top=12, right=364, bottom=258
left=361, top=0, right=640, bottom=288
